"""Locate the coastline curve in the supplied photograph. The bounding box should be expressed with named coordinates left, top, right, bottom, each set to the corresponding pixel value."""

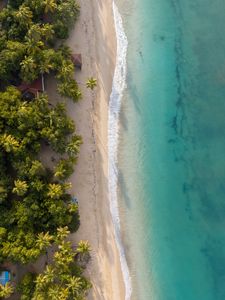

left=108, top=2, right=132, bottom=300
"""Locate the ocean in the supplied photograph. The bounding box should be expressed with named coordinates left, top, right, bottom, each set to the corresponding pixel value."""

left=109, top=0, right=225, bottom=300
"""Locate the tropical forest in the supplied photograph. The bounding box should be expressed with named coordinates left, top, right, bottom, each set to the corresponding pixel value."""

left=0, top=0, right=93, bottom=298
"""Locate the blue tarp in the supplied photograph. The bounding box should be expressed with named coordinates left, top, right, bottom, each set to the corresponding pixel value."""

left=0, top=271, right=10, bottom=285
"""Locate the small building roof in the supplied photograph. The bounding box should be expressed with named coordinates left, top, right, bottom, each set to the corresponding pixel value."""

left=0, top=271, right=11, bottom=286
left=18, top=78, right=43, bottom=93
left=71, top=54, right=82, bottom=69
left=17, top=78, right=44, bottom=99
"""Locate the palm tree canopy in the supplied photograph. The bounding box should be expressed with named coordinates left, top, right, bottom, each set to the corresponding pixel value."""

left=14, top=4, right=33, bottom=26
left=13, top=179, right=28, bottom=196
left=43, top=0, right=57, bottom=14
left=86, top=77, right=97, bottom=90
left=0, top=282, right=14, bottom=298
left=36, top=232, right=53, bottom=250
left=77, top=240, right=91, bottom=254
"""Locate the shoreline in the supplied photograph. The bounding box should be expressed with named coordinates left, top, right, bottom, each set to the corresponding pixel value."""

left=109, top=3, right=132, bottom=300
left=66, top=0, right=126, bottom=299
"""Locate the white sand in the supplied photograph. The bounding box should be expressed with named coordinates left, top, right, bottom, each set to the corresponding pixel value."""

left=66, top=0, right=125, bottom=299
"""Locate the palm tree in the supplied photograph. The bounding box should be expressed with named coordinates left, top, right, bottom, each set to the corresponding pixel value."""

left=76, top=240, right=91, bottom=263
left=43, top=266, right=55, bottom=284
left=36, top=232, right=53, bottom=250
left=58, top=288, right=69, bottom=300
left=5, top=41, right=26, bottom=69
left=43, top=0, right=57, bottom=14
left=34, top=275, right=46, bottom=296
left=86, top=77, right=97, bottom=90
left=56, top=227, right=70, bottom=244
left=41, top=24, right=54, bottom=42
left=14, top=4, right=33, bottom=27
left=1, top=133, right=19, bottom=153
left=29, top=160, right=45, bottom=177
left=20, top=56, right=38, bottom=82
left=47, top=287, right=60, bottom=300
left=54, top=160, right=67, bottom=180
left=30, top=179, right=45, bottom=192
left=39, top=54, right=53, bottom=75
left=77, top=240, right=91, bottom=253
left=0, top=282, right=14, bottom=298
left=27, top=24, right=42, bottom=43
left=54, top=245, right=74, bottom=271
left=57, top=80, right=82, bottom=102
left=13, top=179, right=28, bottom=196
left=26, top=1, right=43, bottom=14
left=47, top=183, right=63, bottom=199
left=68, top=202, right=78, bottom=214
left=66, top=276, right=82, bottom=296
left=56, top=61, right=74, bottom=81
left=66, top=136, right=82, bottom=157
left=25, top=37, right=42, bottom=56
left=58, top=45, right=72, bottom=60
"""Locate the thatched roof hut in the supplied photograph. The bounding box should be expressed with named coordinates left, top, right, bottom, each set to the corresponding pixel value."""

left=17, top=78, right=44, bottom=100
left=71, top=54, right=82, bottom=70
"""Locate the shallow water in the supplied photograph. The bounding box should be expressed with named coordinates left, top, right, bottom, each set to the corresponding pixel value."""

left=116, top=1, right=225, bottom=299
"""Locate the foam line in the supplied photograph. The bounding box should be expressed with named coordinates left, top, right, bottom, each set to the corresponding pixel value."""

left=108, top=2, right=132, bottom=300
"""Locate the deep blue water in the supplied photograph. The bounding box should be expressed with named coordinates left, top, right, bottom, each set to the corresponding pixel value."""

left=117, top=1, right=225, bottom=299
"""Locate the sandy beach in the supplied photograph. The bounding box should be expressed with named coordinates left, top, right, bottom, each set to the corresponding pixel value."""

left=48, top=0, right=125, bottom=299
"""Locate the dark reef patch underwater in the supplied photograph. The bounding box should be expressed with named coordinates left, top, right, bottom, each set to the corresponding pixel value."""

left=117, top=0, right=225, bottom=299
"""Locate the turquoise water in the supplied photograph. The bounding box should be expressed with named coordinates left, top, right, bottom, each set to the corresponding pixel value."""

left=116, top=1, right=225, bottom=299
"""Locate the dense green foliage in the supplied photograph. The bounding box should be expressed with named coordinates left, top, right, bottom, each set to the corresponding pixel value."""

left=0, top=0, right=81, bottom=101
left=0, top=0, right=82, bottom=264
left=0, top=87, right=81, bottom=264
left=17, top=228, right=91, bottom=300
left=0, top=0, right=91, bottom=298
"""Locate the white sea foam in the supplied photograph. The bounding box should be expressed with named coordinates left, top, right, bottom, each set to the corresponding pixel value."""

left=108, top=2, right=132, bottom=300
